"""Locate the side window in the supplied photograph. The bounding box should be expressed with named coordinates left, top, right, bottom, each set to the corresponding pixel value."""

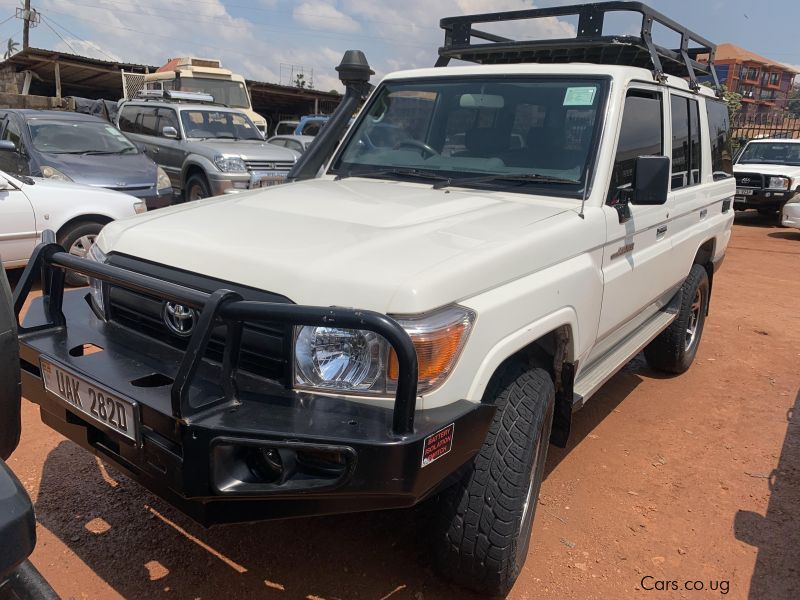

left=118, top=106, right=141, bottom=134
left=2, top=118, right=22, bottom=149
left=157, top=109, right=180, bottom=136
left=706, top=100, right=732, bottom=180
left=669, top=95, right=702, bottom=189
left=607, top=90, right=664, bottom=204
left=136, top=107, right=159, bottom=136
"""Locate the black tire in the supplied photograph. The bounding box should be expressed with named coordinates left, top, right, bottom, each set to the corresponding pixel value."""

left=57, top=221, right=103, bottom=287
left=434, top=360, right=554, bottom=596
left=644, top=264, right=710, bottom=374
left=185, top=173, right=211, bottom=202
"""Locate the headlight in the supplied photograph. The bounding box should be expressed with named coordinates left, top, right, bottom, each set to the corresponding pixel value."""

left=40, top=165, right=73, bottom=181
left=293, top=305, right=475, bottom=396
left=768, top=176, right=790, bottom=190
left=156, top=166, right=171, bottom=190
left=86, top=243, right=107, bottom=314
left=213, top=155, right=247, bottom=173
left=133, top=201, right=147, bottom=214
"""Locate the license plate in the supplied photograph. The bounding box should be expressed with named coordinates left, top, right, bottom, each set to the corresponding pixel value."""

left=736, top=188, right=754, bottom=196
left=40, top=359, right=137, bottom=442
left=251, top=171, right=287, bottom=188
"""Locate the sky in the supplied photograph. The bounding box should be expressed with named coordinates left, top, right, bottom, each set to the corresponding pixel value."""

left=0, top=0, right=797, bottom=93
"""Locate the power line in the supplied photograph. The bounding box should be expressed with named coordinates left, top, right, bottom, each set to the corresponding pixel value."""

left=43, top=13, right=118, bottom=61
left=40, top=14, right=79, bottom=55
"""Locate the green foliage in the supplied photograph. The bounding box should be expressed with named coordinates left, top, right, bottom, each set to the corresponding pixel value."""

left=788, top=84, right=800, bottom=118
left=701, top=82, right=742, bottom=120
left=4, top=38, right=19, bottom=60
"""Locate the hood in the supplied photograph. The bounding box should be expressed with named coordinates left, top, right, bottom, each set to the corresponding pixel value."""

left=188, top=139, right=298, bottom=161
left=98, top=178, right=574, bottom=313
left=734, top=163, right=800, bottom=179
left=38, top=151, right=157, bottom=188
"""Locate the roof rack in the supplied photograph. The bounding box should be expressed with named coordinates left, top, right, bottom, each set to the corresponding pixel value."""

left=134, top=89, right=221, bottom=104
left=436, top=1, right=721, bottom=93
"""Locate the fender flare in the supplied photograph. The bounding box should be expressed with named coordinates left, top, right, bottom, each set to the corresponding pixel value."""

left=467, top=306, right=579, bottom=401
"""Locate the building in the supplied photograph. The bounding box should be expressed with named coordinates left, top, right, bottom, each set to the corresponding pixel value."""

left=713, top=43, right=797, bottom=117
left=0, top=47, right=341, bottom=129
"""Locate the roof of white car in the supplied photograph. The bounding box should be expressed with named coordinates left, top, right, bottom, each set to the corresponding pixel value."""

left=745, top=138, right=800, bottom=144
left=383, top=63, right=717, bottom=97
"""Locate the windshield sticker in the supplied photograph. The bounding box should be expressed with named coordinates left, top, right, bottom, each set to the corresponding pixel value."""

left=564, top=86, right=597, bottom=106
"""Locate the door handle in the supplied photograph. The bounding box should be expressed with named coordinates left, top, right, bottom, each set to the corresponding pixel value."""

left=151, top=147, right=159, bottom=154
left=699, top=208, right=708, bottom=219
left=656, top=225, right=667, bottom=239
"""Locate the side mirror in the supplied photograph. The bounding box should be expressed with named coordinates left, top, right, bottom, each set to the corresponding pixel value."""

left=0, top=140, right=16, bottom=152
left=162, top=126, right=179, bottom=139
left=631, top=155, right=670, bottom=205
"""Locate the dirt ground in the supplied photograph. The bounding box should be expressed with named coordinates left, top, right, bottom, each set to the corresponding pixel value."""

left=5, top=212, right=800, bottom=600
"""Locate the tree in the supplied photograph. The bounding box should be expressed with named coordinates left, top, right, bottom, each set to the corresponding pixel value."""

left=788, top=83, right=800, bottom=118
left=294, top=73, right=306, bottom=89
left=4, top=38, right=19, bottom=60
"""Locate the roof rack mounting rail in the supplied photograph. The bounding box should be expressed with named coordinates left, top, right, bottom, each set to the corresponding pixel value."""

left=435, top=1, right=721, bottom=94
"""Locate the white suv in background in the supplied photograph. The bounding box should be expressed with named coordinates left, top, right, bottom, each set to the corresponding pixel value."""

left=733, top=138, right=800, bottom=220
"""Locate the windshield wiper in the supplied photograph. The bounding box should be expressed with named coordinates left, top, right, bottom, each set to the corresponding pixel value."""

left=432, top=173, right=581, bottom=190
left=334, top=167, right=450, bottom=183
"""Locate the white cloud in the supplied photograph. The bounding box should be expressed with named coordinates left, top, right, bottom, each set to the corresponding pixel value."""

left=293, top=1, right=361, bottom=34
left=53, top=38, right=121, bottom=62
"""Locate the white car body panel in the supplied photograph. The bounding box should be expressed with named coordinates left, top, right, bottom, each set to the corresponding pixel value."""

left=95, top=64, right=735, bottom=409
left=0, top=172, right=143, bottom=268
left=783, top=201, right=800, bottom=228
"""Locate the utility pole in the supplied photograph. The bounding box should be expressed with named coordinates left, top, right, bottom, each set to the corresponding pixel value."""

left=17, top=0, right=40, bottom=50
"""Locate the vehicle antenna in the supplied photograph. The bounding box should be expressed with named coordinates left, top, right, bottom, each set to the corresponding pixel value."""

left=578, top=162, right=590, bottom=219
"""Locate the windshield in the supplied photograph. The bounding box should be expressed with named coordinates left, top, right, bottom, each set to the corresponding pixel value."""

left=173, top=78, right=250, bottom=109
left=28, top=120, right=137, bottom=154
left=179, top=110, right=262, bottom=140
left=737, top=142, right=800, bottom=166
left=333, top=77, right=607, bottom=196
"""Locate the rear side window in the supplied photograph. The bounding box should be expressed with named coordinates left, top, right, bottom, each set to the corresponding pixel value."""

left=157, top=108, right=180, bottom=135
left=670, top=95, right=702, bottom=189
left=608, top=90, right=664, bottom=203
left=137, top=107, right=159, bottom=136
left=706, top=100, right=733, bottom=180
left=118, top=106, right=141, bottom=133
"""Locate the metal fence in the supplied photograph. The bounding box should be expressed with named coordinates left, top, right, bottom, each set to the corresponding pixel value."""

left=731, top=114, right=800, bottom=143
left=120, top=70, right=146, bottom=101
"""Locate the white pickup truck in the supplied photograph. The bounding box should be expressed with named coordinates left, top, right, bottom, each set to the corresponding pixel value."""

left=6, top=3, right=735, bottom=595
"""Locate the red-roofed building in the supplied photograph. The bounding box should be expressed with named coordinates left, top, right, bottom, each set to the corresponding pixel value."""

left=713, top=43, right=797, bottom=117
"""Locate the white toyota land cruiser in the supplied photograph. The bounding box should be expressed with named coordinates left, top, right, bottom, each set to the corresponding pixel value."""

left=733, top=138, right=800, bottom=219
left=6, top=3, right=735, bottom=595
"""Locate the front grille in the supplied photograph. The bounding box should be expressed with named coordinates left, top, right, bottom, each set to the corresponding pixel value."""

left=105, top=257, right=293, bottom=384
left=244, top=160, right=294, bottom=172
left=735, top=172, right=764, bottom=189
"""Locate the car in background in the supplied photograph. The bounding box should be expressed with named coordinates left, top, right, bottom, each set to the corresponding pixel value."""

left=266, top=134, right=314, bottom=154
left=294, top=115, right=329, bottom=136
left=0, top=169, right=146, bottom=285
left=782, top=194, right=800, bottom=229
left=274, top=120, right=299, bottom=136
left=733, top=138, right=800, bottom=219
left=0, top=110, right=173, bottom=210
left=117, top=96, right=298, bottom=201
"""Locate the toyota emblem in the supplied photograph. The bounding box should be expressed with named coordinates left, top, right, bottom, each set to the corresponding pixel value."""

left=162, top=302, right=197, bottom=337
left=741, top=177, right=751, bottom=184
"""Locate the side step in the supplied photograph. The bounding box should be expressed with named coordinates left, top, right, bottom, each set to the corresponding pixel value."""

left=572, top=310, right=676, bottom=411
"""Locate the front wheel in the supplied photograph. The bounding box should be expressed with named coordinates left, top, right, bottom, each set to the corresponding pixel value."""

left=185, top=173, right=211, bottom=202
left=644, top=264, right=710, bottom=374
left=434, top=360, right=554, bottom=596
left=57, top=221, right=103, bottom=287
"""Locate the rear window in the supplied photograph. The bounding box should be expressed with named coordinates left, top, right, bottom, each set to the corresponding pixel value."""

left=706, top=100, right=733, bottom=179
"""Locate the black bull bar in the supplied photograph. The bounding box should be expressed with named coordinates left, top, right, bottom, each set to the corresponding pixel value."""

left=13, top=232, right=419, bottom=436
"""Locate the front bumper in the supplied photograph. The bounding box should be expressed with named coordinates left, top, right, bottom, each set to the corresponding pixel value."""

left=209, top=171, right=290, bottom=196
left=734, top=188, right=793, bottom=210
left=14, top=240, right=494, bottom=525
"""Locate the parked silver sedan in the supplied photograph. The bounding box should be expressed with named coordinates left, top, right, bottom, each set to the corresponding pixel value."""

left=266, top=134, right=315, bottom=154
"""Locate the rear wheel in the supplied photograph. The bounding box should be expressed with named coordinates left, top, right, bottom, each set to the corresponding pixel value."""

left=644, top=264, right=709, bottom=374
left=57, top=221, right=103, bottom=287
left=434, top=359, right=554, bottom=596
left=185, top=173, right=211, bottom=202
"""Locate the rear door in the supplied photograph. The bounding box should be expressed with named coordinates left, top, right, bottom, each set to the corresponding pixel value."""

left=154, top=108, right=185, bottom=188
left=593, top=86, right=674, bottom=358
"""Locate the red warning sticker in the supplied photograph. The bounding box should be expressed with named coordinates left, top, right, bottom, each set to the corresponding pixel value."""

left=421, top=423, right=455, bottom=468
